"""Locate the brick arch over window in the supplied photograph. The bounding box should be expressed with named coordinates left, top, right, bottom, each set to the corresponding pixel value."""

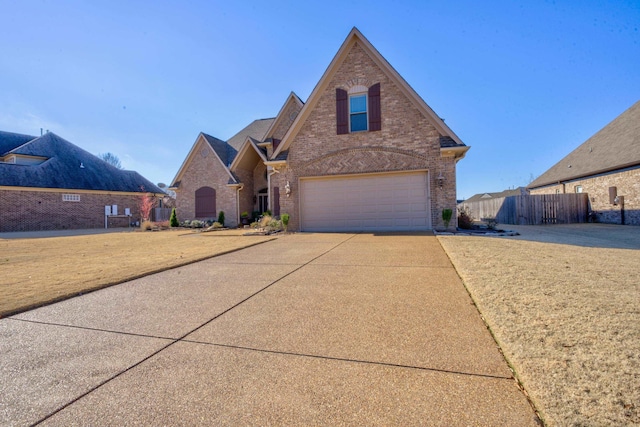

left=195, top=186, right=216, bottom=218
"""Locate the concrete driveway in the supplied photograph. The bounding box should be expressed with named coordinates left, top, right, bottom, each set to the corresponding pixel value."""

left=1, top=232, right=539, bottom=426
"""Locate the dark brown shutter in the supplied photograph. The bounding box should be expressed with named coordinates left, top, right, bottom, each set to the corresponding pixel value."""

left=273, top=187, right=280, bottom=216
left=195, top=186, right=216, bottom=218
left=368, top=83, right=381, bottom=131
left=609, top=186, right=617, bottom=204
left=336, top=88, right=348, bottom=134
left=272, top=138, right=281, bottom=151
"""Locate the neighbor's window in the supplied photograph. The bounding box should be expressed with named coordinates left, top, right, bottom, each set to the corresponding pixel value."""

left=62, top=194, right=81, bottom=202
left=575, top=185, right=583, bottom=193
left=350, top=94, right=368, bottom=132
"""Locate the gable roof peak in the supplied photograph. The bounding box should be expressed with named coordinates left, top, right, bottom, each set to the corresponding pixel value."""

left=263, top=92, right=305, bottom=145
left=272, top=27, right=468, bottom=159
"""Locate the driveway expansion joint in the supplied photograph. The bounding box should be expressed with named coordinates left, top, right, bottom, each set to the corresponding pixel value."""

left=180, top=339, right=515, bottom=381
left=28, top=233, right=360, bottom=426
left=6, top=317, right=176, bottom=342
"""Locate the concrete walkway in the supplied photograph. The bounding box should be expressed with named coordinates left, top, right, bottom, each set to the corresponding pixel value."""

left=1, top=233, right=539, bottom=426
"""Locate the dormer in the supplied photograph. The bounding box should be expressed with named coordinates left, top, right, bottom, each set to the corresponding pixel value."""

left=1, top=154, right=48, bottom=165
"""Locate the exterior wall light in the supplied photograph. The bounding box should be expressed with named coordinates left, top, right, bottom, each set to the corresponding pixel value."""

left=436, top=172, right=444, bottom=189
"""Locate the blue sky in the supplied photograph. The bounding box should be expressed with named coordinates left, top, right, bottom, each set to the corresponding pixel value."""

left=1, top=0, right=639, bottom=199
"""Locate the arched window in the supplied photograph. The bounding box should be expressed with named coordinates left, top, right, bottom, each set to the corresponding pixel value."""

left=195, top=186, right=216, bottom=218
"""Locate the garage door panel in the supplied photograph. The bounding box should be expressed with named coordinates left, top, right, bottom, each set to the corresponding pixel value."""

left=301, top=172, right=430, bottom=232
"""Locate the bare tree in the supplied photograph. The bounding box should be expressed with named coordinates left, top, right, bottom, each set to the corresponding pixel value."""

left=99, top=152, right=122, bottom=169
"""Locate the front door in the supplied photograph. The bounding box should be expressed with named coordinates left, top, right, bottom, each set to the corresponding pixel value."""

left=258, top=193, right=268, bottom=214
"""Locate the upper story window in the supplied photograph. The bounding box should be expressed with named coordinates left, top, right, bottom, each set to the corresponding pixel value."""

left=350, top=93, right=368, bottom=132
left=575, top=185, right=583, bottom=193
left=336, top=82, right=381, bottom=135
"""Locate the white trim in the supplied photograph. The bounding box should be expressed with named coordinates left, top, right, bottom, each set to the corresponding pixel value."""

left=441, top=145, right=470, bottom=161
left=349, top=92, right=368, bottom=133
left=229, top=137, right=268, bottom=172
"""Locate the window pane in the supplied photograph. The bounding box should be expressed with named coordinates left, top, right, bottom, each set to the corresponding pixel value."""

left=351, top=113, right=367, bottom=132
left=350, top=95, right=367, bottom=113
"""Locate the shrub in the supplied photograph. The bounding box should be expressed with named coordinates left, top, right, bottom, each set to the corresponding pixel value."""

left=241, top=211, right=249, bottom=218
left=259, top=215, right=272, bottom=228
left=281, top=213, right=290, bottom=232
left=442, top=208, right=453, bottom=228
left=170, top=208, right=179, bottom=227
left=181, top=220, right=191, bottom=227
left=268, top=219, right=283, bottom=231
left=457, top=206, right=474, bottom=229
left=190, top=220, right=205, bottom=228
left=252, top=211, right=261, bottom=221
left=141, top=220, right=154, bottom=231
left=263, top=209, right=272, bottom=217
left=155, top=221, right=170, bottom=230
left=485, top=216, right=497, bottom=230
left=217, top=211, right=225, bottom=227
left=212, top=221, right=223, bottom=229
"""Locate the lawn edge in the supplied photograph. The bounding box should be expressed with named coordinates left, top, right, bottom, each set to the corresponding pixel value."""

left=1, top=237, right=276, bottom=319
left=435, top=235, right=547, bottom=427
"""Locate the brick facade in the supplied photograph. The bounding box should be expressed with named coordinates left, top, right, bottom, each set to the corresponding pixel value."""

left=266, top=99, right=303, bottom=159
left=0, top=189, right=143, bottom=232
left=174, top=137, right=238, bottom=227
left=174, top=32, right=466, bottom=232
left=275, top=42, right=457, bottom=231
left=529, top=167, right=640, bottom=225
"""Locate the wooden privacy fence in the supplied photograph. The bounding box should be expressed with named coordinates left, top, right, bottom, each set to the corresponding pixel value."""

left=458, top=194, right=590, bottom=225
left=152, top=207, right=172, bottom=222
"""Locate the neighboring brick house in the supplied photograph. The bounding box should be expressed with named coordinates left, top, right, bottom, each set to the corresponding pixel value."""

left=171, top=28, right=469, bottom=231
left=0, top=131, right=163, bottom=232
left=528, top=100, right=640, bottom=225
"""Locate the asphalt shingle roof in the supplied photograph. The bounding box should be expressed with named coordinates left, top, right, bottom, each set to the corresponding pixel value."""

left=0, top=132, right=162, bottom=193
left=272, top=150, right=289, bottom=162
left=202, top=133, right=236, bottom=167
left=226, top=118, right=275, bottom=155
left=439, top=136, right=462, bottom=148
left=0, top=131, right=37, bottom=156
left=529, top=100, right=640, bottom=188
left=462, top=187, right=528, bottom=203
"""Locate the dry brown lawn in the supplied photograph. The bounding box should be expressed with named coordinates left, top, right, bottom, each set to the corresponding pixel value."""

left=0, top=229, right=274, bottom=318
left=438, top=229, right=639, bottom=426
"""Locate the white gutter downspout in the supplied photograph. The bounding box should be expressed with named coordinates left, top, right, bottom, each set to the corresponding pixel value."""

left=236, top=184, right=244, bottom=225
left=267, top=166, right=280, bottom=212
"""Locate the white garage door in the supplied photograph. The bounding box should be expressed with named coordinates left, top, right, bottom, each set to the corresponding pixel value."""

left=300, top=171, right=431, bottom=232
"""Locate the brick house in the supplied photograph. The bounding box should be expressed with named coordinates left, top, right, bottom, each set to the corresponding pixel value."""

left=171, top=28, right=469, bottom=231
left=0, top=131, right=163, bottom=232
left=528, top=100, right=640, bottom=225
